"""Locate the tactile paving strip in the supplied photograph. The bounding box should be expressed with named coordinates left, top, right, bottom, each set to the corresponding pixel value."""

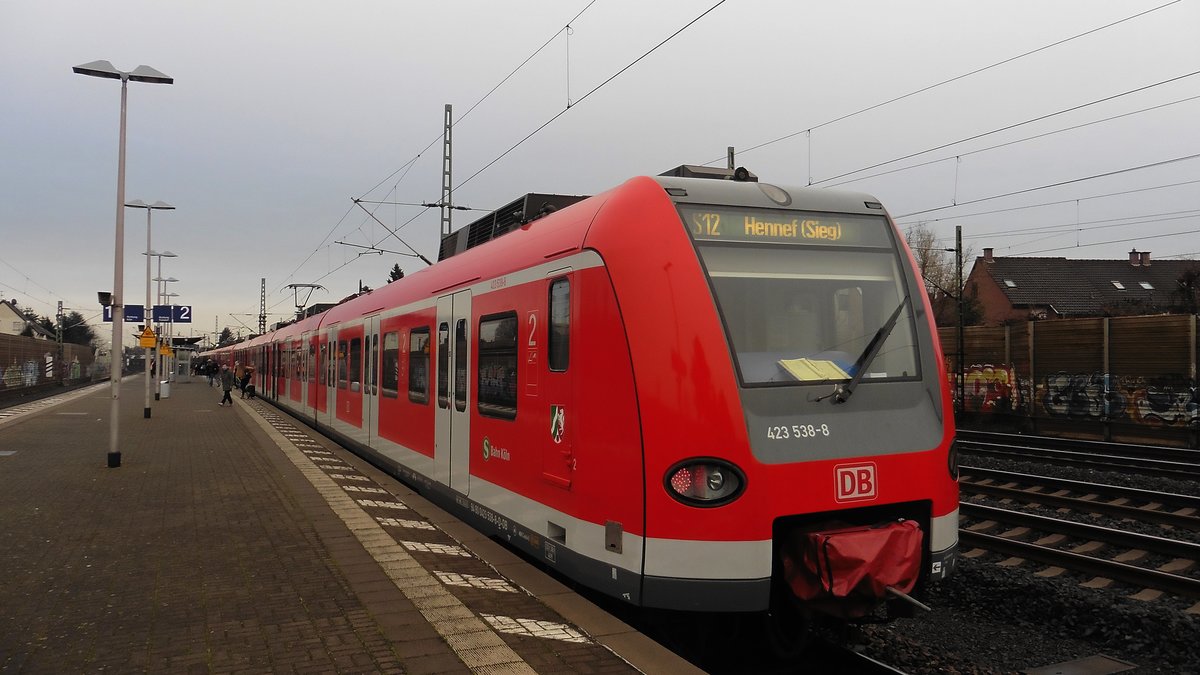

left=241, top=400, right=636, bottom=673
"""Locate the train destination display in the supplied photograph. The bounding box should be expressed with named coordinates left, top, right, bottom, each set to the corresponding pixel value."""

left=679, top=204, right=891, bottom=247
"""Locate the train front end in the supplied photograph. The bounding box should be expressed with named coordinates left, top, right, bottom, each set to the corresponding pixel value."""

left=592, top=170, right=958, bottom=625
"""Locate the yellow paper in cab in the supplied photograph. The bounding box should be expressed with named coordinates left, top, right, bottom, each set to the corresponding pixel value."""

left=778, top=358, right=849, bottom=382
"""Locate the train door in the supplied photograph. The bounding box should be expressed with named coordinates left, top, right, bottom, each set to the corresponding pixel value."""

left=364, top=315, right=380, bottom=446
left=334, top=324, right=364, bottom=432
left=315, top=332, right=329, bottom=416
left=540, top=275, right=576, bottom=488
left=434, top=291, right=471, bottom=492
left=290, top=339, right=303, bottom=401
left=271, top=342, right=282, bottom=399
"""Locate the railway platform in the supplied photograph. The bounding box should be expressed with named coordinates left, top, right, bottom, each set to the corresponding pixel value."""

left=0, top=378, right=698, bottom=674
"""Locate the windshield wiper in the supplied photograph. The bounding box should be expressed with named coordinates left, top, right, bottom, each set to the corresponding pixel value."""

left=832, top=295, right=909, bottom=404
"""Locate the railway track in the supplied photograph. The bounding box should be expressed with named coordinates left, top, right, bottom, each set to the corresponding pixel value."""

left=959, top=465, right=1200, bottom=531
left=959, top=502, right=1200, bottom=600
left=957, top=430, right=1200, bottom=479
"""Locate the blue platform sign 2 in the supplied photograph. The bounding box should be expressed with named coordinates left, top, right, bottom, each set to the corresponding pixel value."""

left=101, top=305, right=145, bottom=322
left=152, top=305, right=173, bottom=323
left=150, top=305, right=193, bottom=323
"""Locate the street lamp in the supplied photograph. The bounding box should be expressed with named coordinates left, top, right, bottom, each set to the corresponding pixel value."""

left=74, top=59, right=173, bottom=468
left=162, top=291, right=181, bottom=384
left=144, top=254, right=175, bottom=396
left=129, top=201, right=174, bottom=418
left=154, top=277, right=179, bottom=392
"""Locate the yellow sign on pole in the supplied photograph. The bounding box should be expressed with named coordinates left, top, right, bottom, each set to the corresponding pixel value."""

left=138, top=327, right=157, bottom=349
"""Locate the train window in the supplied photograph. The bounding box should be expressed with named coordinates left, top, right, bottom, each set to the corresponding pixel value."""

left=337, top=340, right=348, bottom=389
left=370, top=334, right=378, bottom=394
left=308, top=343, right=315, bottom=383
left=437, top=323, right=450, bottom=409
left=695, top=242, right=919, bottom=386
left=349, top=337, right=362, bottom=392
left=318, top=343, right=326, bottom=386
left=382, top=332, right=399, bottom=398
left=548, top=278, right=569, bottom=372
left=477, top=312, right=518, bottom=420
left=454, top=319, right=467, bottom=412
left=408, top=327, right=430, bottom=404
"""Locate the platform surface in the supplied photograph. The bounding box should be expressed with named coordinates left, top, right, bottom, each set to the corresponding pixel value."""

left=0, top=378, right=699, bottom=674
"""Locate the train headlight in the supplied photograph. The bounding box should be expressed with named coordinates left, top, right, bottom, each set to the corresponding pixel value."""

left=664, top=459, right=745, bottom=507
left=948, top=438, right=959, bottom=480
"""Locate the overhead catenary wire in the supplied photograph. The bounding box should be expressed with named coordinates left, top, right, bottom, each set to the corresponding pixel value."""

left=823, top=94, right=1200, bottom=189
left=356, top=0, right=600, bottom=203
left=897, top=177, right=1200, bottom=228
left=896, top=152, right=1200, bottom=219
left=452, top=0, right=728, bottom=198
left=814, top=70, right=1200, bottom=187
left=1012, top=225, right=1200, bottom=256
left=700, top=0, right=1183, bottom=166
left=270, top=1, right=604, bottom=313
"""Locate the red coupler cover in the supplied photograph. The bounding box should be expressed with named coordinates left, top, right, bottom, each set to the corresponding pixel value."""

left=783, top=519, right=923, bottom=603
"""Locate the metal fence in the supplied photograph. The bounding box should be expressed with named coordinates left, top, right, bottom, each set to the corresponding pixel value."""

left=0, top=334, right=99, bottom=395
left=939, top=315, right=1199, bottom=445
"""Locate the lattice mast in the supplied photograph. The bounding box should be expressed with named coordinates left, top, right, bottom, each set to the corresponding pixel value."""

left=258, top=278, right=266, bottom=334
left=440, top=104, right=453, bottom=238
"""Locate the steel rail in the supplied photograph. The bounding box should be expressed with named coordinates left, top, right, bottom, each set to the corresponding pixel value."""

left=959, top=429, right=1200, bottom=464
left=960, top=481, right=1200, bottom=531
left=958, top=529, right=1200, bottom=598
left=958, top=441, right=1200, bottom=479
left=961, top=502, right=1200, bottom=560
left=960, top=465, right=1200, bottom=509
left=960, top=467, right=1200, bottom=531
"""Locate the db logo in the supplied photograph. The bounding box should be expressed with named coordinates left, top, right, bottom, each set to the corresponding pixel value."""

left=834, top=462, right=877, bottom=502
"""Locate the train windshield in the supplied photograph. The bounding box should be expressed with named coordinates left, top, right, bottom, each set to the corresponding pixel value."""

left=684, top=206, right=919, bottom=387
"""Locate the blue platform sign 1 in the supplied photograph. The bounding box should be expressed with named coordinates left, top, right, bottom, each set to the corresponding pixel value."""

left=101, top=305, right=145, bottom=322
left=172, top=305, right=192, bottom=323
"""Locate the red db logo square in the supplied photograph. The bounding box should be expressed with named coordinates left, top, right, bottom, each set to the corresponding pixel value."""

left=835, top=462, right=877, bottom=502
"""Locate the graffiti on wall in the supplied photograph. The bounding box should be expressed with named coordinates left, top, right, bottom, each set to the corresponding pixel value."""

left=962, top=364, right=1021, bottom=414
left=1039, top=371, right=1198, bottom=427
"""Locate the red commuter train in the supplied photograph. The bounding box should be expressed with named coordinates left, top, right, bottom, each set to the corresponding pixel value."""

left=203, top=165, right=959, bottom=638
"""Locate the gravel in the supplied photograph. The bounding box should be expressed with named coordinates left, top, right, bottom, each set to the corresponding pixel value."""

left=858, top=451, right=1200, bottom=674
left=862, top=556, right=1199, bottom=673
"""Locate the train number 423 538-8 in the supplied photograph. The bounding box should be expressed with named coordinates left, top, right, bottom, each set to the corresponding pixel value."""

left=767, top=424, right=830, bottom=440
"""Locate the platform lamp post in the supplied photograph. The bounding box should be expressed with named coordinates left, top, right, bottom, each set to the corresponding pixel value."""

left=73, top=60, right=173, bottom=469
left=162, top=291, right=180, bottom=382
left=129, top=201, right=175, bottom=418
left=155, top=277, right=179, bottom=395
left=144, top=252, right=175, bottom=393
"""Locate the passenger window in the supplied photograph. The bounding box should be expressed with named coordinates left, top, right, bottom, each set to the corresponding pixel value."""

left=318, top=343, right=326, bottom=386
left=337, top=340, right=348, bottom=389
left=549, top=278, right=569, bottom=372
left=437, top=323, right=450, bottom=409
left=477, top=312, right=517, bottom=420
left=370, top=334, right=379, bottom=394
left=454, top=319, right=467, bottom=412
left=408, top=327, right=430, bottom=404
left=382, top=332, right=399, bottom=398
left=350, top=337, right=362, bottom=392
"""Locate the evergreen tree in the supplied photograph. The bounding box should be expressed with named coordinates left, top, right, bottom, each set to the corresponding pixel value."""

left=388, top=264, right=405, bottom=283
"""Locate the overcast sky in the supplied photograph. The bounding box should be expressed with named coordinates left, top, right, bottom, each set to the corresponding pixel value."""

left=2, top=0, right=1198, bottom=349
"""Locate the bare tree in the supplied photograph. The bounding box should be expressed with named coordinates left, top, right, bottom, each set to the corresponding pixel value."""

left=904, top=223, right=978, bottom=326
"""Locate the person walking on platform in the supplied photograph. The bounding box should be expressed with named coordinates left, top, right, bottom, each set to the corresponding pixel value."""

left=219, top=365, right=235, bottom=406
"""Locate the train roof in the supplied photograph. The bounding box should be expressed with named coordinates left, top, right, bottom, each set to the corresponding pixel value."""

left=210, top=170, right=892, bottom=345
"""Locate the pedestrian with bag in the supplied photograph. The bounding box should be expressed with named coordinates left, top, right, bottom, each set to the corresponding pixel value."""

left=219, top=365, right=235, bottom=406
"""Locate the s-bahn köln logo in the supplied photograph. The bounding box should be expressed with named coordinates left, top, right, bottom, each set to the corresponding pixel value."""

left=834, top=462, right=878, bottom=502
